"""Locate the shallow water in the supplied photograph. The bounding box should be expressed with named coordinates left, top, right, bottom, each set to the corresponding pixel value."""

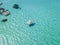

left=0, top=0, right=60, bottom=45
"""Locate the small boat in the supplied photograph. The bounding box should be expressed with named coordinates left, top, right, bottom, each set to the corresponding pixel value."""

left=26, top=20, right=32, bottom=25
left=2, top=11, right=10, bottom=16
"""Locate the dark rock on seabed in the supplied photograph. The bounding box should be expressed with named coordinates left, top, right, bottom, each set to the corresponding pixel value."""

left=1, top=19, right=8, bottom=22
left=0, top=8, right=4, bottom=10
left=13, top=4, right=21, bottom=9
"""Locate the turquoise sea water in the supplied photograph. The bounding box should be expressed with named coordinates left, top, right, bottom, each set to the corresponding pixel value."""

left=0, top=0, right=60, bottom=45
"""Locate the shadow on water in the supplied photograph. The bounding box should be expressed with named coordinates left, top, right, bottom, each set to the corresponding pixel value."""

left=29, top=23, right=36, bottom=27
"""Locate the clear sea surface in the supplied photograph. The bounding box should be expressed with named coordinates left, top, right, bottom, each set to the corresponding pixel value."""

left=0, top=0, right=60, bottom=45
